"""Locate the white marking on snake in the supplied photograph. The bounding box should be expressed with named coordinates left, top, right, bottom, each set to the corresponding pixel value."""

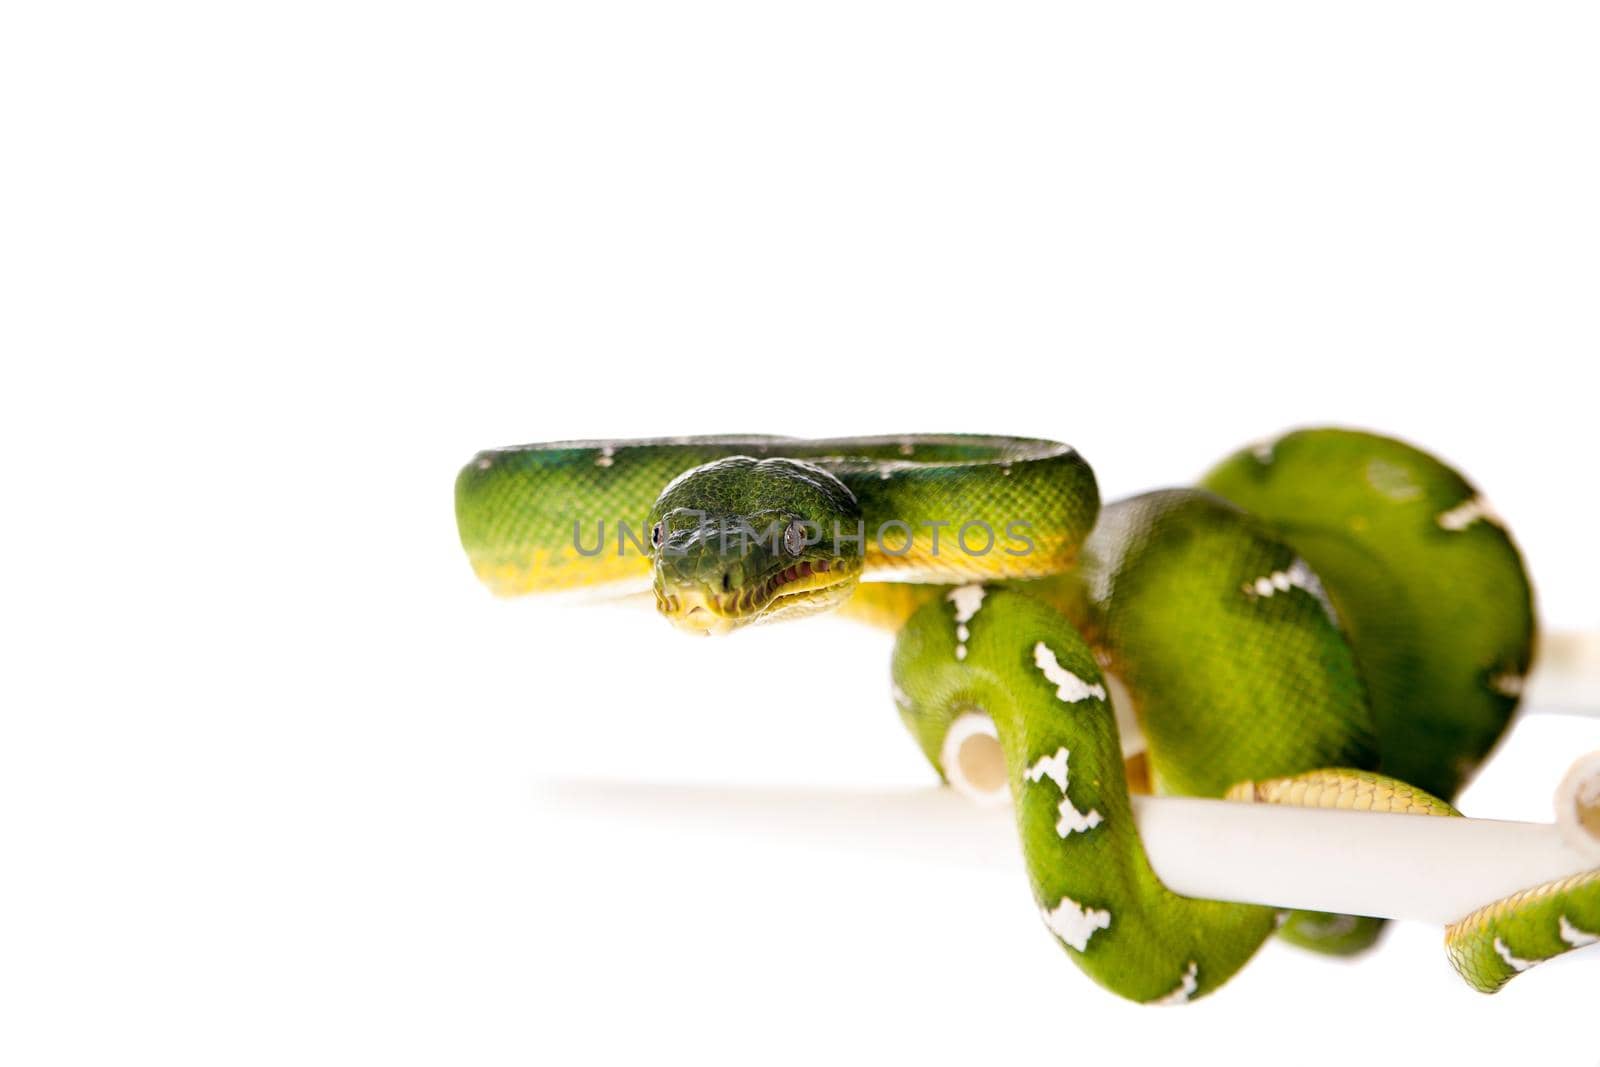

left=1150, top=961, right=1200, bottom=1006
left=1437, top=495, right=1501, bottom=531
left=1024, top=747, right=1104, bottom=835
left=891, top=683, right=912, bottom=708
left=949, top=584, right=985, bottom=622
left=1489, top=672, right=1525, bottom=698
left=1025, top=748, right=1071, bottom=791
left=1248, top=434, right=1281, bottom=464
left=595, top=445, right=616, bottom=468
left=1559, top=916, right=1599, bottom=948
left=1041, top=896, right=1111, bottom=951
left=1364, top=458, right=1423, bottom=501
left=1242, top=558, right=1315, bottom=599
left=948, top=585, right=986, bottom=661
left=1240, top=558, right=1339, bottom=625
left=1294, top=913, right=1359, bottom=940
left=1032, top=643, right=1107, bottom=704
left=1493, top=937, right=1537, bottom=972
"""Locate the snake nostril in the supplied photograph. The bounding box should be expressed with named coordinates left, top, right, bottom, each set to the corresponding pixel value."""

left=721, top=572, right=733, bottom=593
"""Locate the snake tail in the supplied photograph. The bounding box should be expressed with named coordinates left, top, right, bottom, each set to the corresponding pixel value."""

left=1445, top=870, right=1600, bottom=993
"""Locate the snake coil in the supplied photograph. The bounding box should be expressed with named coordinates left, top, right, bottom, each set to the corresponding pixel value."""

left=456, top=428, right=1595, bottom=1002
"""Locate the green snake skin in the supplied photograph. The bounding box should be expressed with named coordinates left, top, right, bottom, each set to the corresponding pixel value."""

left=1445, top=869, right=1600, bottom=992
left=457, top=436, right=1096, bottom=619
left=1202, top=429, right=1537, bottom=801
left=455, top=429, right=1594, bottom=1002
left=1202, top=430, right=1541, bottom=956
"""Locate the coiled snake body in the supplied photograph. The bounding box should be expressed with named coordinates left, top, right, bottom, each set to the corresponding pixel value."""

left=456, top=429, right=1596, bottom=1002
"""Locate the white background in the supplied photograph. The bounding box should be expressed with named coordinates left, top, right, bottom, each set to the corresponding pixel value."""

left=4, top=2, right=1599, bottom=1064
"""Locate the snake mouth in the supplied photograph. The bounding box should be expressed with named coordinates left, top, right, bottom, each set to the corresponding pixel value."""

left=657, top=557, right=861, bottom=635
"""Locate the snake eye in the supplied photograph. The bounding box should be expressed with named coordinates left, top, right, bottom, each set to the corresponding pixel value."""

left=783, top=521, right=806, bottom=557
left=651, top=522, right=664, bottom=548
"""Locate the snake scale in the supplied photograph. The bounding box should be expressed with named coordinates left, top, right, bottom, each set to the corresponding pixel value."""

left=455, top=429, right=1597, bottom=1002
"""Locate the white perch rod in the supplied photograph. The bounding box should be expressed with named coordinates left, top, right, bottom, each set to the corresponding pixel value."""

left=549, top=627, right=1600, bottom=920
left=549, top=774, right=1600, bottom=926
left=1131, top=797, right=1593, bottom=925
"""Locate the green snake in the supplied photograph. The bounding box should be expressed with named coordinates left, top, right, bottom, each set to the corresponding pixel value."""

left=455, top=429, right=1597, bottom=1002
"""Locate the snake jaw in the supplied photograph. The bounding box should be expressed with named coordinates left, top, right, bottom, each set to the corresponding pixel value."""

left=655, top=556, right=862, bottom=635
left=658, top=587, right=742, bottom=636
left=754, top=556, right=861, bottom=622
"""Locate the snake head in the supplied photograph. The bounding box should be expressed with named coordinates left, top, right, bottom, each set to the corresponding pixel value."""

left=648, top=456, right=865, bottom=635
